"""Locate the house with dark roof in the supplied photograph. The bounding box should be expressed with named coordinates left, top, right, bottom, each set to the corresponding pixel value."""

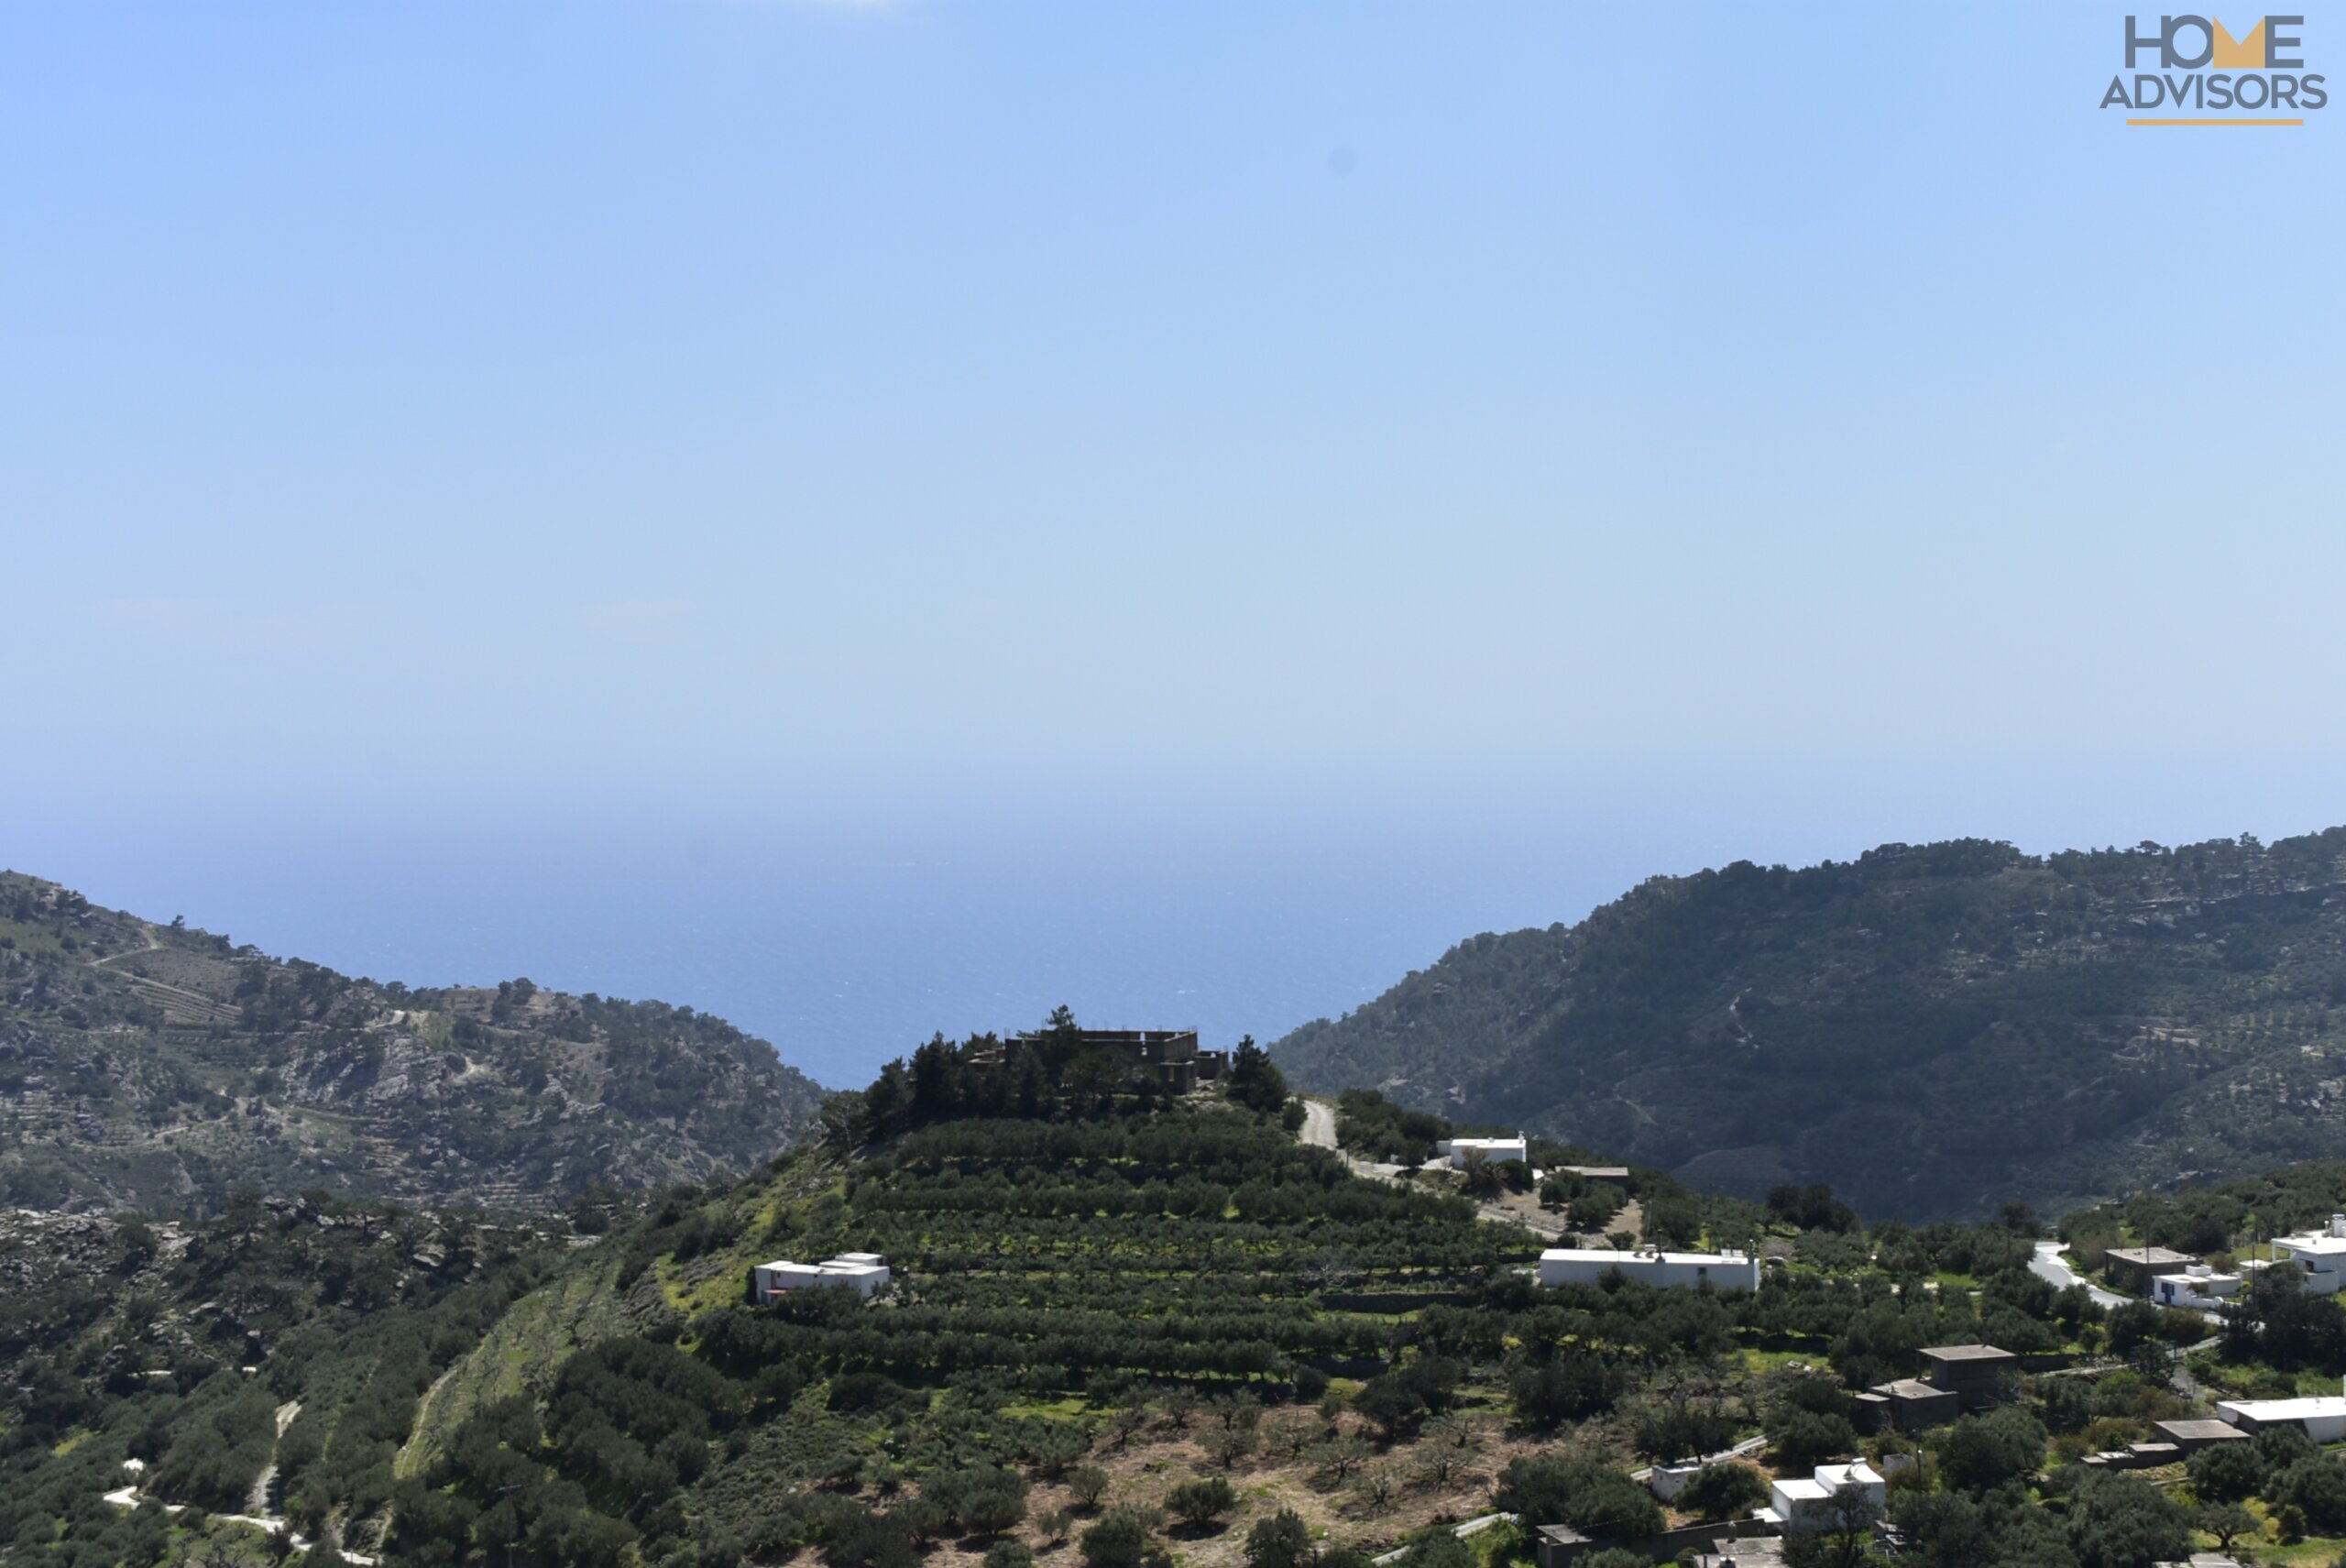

left=2105, top=1245, right=2198, bottom=1296
left=1917, top=1343, right=2018, bottom=1410
left=1854, top=1377, right=1960, bottom=1433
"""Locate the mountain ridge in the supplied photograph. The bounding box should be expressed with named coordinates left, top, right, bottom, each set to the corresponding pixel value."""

left=1272, top=826, right=2346, bottom=1220
left=0, top=870, right=827, bottom=1214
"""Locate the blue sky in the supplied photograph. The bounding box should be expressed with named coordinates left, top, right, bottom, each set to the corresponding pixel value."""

left=4, top=5, right=2341, bottom=1082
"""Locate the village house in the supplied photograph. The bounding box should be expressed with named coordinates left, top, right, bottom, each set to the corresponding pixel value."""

left=1853, top=1377, right=1959, bottom=1434
left=1686, top=1546, right=1790, bottom=1568
left=2152, top=1262, right=2242, bottom=1310
left=1916, top=1343, right=2019, bottom=1409
left=1854, top=1343, right=2016, bottom=1432
left=1436, top=1134, right=1529, bottom=1169
left=2243, top=1214, right=2346, bottom=1295
left=752, top=1252, right=890, bottom=1304
left=2104, top=1245, right=2198, bottom=1296
left=1759, top=1461, right=1886, bottom=1531
left=2215, top=1396, right=2346, bottom=1442
left=1538, top=1245, right=1761, bottom=1292
left=2152, top=1418, right=2253, bottom=1455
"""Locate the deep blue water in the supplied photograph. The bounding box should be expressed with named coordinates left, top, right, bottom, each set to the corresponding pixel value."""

left=19, top=773, right=2319, bottom=1091
left=11, top=815, right=1681, bottom=1089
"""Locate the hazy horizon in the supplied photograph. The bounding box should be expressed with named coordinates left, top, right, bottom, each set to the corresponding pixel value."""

left=5, top=3, right=2341, bottom=1088
left=16, top=773, right=2342, bottom=1090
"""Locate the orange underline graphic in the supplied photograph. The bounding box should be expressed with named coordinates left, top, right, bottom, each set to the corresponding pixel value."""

left=2126, top=116, right=2304, bottom=126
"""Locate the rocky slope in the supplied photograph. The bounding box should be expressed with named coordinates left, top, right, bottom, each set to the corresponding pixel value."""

left=0, top=872, right=827, bottom=1215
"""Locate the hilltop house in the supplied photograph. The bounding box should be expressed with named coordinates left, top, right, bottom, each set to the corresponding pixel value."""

left=1760, top=1462, right=1886, bottom=1531
left=1437, top=1135, right=1529, bottom=1169
left=1539, top=1246, right=1761, bottom=1292
left=1001, top=1028, right=1229, bottom=1093
left=753, top=1253, right=889, bottom=1304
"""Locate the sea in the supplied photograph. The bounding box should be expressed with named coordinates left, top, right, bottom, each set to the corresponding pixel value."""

left=17, top=811, right=1690, bottom=1090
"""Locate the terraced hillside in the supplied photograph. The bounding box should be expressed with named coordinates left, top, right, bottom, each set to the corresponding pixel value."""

left=24, top=1037, right=2346, bottom=1568
left=0, top=872, right=826, bottom=1214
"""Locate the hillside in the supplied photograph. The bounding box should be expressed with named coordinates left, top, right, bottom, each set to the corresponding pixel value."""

left=41, top=1027, right=2346, bottom=1568
left=3, top=1048, right=1559, bottom=1567
left=0, top=872, right=827, bottom=1215
left=27, top=1039, right=2346, bottom=1568
left=1272, top=827, right=2346, bottom=1221
left=0, top=1195, right=583, bottom=1566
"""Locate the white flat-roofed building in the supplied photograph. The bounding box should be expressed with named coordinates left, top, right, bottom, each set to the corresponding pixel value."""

left=2216, top=1396, right=2346, bottom=1443
left=1539, top=1246, right=1761, bottom=1292
left=1436, top=1135, right=1529, bottom=1169
left=753, top=1253, right=891, bottom=1304
left=1761, top=1462, right=1885, bottom=1530
left=2245, top=1216, right=2346, bottom=1295
left=2153, top=1264, right=2243, bottom=1310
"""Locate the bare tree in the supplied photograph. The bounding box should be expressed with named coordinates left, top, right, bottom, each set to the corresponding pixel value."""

left=1201, top=1427, right=1258, bottom=1470
left=1110, top=1403, right=1152, bottom=1450
left=1313, top=1436, right=1374, bottom=1485
left=1263, top=1413, right=1321, bottom=1460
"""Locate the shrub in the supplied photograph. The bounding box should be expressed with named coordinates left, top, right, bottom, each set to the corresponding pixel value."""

left=1771, top=1409, right=1859, bottom=1470
left=1166, top=1476, right=1236, bottom=1529
left=1080, top=1507, right=1168, bottom=1568
left=1677, top=1461, right=1769, bottom=1523
left=1244, top=1510, right=1313, bottom=1568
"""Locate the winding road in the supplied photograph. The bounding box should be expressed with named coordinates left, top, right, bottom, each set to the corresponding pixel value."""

left=2028, top=1240, right=2132, bottom=1310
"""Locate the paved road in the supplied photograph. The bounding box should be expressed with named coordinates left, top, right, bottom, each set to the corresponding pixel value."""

left=2030, top=1241, right=2132, bottom=1310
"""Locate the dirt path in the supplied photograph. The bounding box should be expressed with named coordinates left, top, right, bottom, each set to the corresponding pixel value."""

left=86, top=925, right=161, bottom=967
left=102, top=1399, right=378, bottom=1563
left=244, top=1400, right=302, bottom=1517
left=1295, top=1098, right=1569, bottom=1240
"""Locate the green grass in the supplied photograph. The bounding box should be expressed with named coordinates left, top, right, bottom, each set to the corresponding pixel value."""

left=395, top=1251, right=630, bottom=1478
left=0, top=919, right=70, bottom=959
left=1003, top=1396, right=1093, bottom=1420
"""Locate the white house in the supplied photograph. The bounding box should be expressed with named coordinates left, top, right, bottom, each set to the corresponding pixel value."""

left=1539, top=1246, right=1761, bottom=1292
left=1761, top=1462, right=1885, bottom=1530
left=753, top=1252, right=890, bottom=1304
left=1436, top=1135, right=1529, bottom=1169
left=2245, top=1216, right=2346, bottom=1295
left=2216, top=1397, right=2346, bottom=1443
left=1648, top=1461, right=1703, bottom=1501
left=2153, top=1264, right=2243, bottom=1311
